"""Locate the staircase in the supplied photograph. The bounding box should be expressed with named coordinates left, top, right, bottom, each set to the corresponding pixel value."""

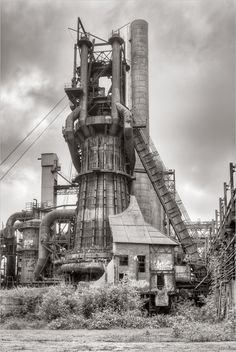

left=133, top=128, right=200, bottom=262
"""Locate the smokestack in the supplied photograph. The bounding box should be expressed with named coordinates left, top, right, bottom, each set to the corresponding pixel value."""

left=130, top=19, right=165, bottom=231
left=131, top=19, right=149, bottom=136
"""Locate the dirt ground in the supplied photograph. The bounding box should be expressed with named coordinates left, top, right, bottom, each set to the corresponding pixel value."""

left=1, top=328, right=236, bottom=352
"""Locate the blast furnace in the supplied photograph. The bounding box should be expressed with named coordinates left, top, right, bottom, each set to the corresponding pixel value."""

left=1, top=18, right=206, bottom=310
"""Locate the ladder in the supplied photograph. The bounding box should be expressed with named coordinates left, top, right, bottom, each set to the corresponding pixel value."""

left=133, top=128, right=200, bottom=261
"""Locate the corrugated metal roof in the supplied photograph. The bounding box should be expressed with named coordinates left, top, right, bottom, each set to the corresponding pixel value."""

left=109, top=196, right=177, bottom=246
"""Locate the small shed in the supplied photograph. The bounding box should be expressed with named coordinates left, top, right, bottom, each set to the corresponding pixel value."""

left=109, top=196, right=177, bottom=301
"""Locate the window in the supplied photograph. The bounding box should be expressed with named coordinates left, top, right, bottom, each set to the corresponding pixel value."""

left=137, top=255, right=146, bottom=273
left=157, top=273, right=165, bottom=289
left=119, top=255, right=128, bottom=266
left=119, top=273, right=124, bottom=281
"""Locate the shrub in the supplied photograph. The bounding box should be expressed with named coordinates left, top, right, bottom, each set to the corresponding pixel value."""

left=172, top=293, right=219, bottom=324
left=172, top=299, right=201, bottom=322
left=171, top=315, right=191, bottom=337
left=121, top=311, right=147, bottom=329
left=88, top=310, right=118, bottom=329
left=48, top=314, right=88, bottom=330
left=75, top=281, right=143, bottom=318
left=0, top=286, right=48, bottom=318
left=86, top=309, right=147, bottom=329
left=38, top=281, right=142, bottom=322
left=148, top=314, right=173, bottom=328
left=199, top=293, right=218, bottom=322
left=39, top=284, right=77, bottom=321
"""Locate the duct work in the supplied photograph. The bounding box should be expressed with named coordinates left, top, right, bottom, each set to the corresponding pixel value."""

left=3, top=211, right=34, bottom=239
left=34, top=209, right=75, bottom=279
left=63, top=106, right=81, bottom=173
left=1, top=211, right=34, bottom=279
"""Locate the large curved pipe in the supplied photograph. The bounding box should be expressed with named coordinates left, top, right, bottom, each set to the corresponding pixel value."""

left=3, top=211, right=34, bottom=239
left=116, top=102, right=135, bottom=173
left=63, top=106, right=81, bottom=173
left=34, top=208, right=76, bottom=279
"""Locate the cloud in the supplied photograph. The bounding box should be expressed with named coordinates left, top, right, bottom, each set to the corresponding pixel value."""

left=0, top=0, right=235, bottom=224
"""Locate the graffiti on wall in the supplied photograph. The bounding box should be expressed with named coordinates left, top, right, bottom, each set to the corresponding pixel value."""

left=151, top=254, right=173, bottom=271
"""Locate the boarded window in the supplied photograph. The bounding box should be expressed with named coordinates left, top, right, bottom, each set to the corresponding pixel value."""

left=119, top=273, right=124, bottom=281
left=119, top=255, right=128, bottom=266
left=137, top=255, right=146, bottom=272
left=157, top=273, right=165, bottom=289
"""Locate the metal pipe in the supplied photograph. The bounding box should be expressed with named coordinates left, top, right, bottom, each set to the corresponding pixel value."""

left=223, top=182, right=228, bottom=214
left=63, top=106, right=81, bottom=173
left=3, top=211, right=34, bottom=239
left=219, top=198, right=223, bottom=227
left=72, top=44, right=77, bottom=88
left=34, top=208, right=75, bottom=279
left=109, top=33, right=124, bottom=135
left=229, top=162, right=235, bottom=198
left=116, top=102, right=135, bottom=173
left=215, top=209, right=219, bottom=230
left=2, top=210, right=34, bottom=280
left=78, top=36, right=92, bottom=138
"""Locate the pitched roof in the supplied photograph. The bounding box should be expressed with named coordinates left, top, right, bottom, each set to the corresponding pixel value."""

left=109, top=196, right=177, bottom=246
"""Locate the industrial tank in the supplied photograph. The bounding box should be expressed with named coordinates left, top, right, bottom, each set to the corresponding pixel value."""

left=18, top=219, right=40, bottom=283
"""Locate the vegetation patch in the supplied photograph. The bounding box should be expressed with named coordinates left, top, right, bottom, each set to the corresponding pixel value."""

left=0, top=282, right=235, bottom=342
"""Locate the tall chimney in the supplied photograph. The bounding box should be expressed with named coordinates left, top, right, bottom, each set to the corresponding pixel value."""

left=131, top=19, right=164, bottom=231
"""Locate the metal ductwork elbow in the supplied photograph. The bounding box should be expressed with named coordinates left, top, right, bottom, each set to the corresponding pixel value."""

left=3, top=210, right=34, bottom=239
left=34, top=208, right=76, bottom=279
left=63, top=106, right=81, bottom=173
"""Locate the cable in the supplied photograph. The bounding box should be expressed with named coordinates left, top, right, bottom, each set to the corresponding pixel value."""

left=0, top=95, right=66, bottom=166
left=0, top=104, right=69, bottom=181
left=67, top=28, right=76, bottom=43
left=68, top=27, right=108, bottom=43
left=114, top=22, right=130, bottom=32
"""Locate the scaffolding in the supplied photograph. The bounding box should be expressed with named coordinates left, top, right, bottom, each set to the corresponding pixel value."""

left=207, top=163, right=236, bottom=317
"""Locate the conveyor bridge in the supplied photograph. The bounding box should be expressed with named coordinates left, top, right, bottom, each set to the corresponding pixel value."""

left=133, top=127, right=201, bottom=263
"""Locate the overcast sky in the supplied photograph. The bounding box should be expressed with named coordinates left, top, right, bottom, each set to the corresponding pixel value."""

left=0, top=0, right=235, bottom=225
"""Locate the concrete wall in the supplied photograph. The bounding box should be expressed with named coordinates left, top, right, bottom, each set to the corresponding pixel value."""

left=150, top=246, right=175, bottom=292
left=113, top=242, right=150, bottom=284
left=113, top=242, right=175, bottom=292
